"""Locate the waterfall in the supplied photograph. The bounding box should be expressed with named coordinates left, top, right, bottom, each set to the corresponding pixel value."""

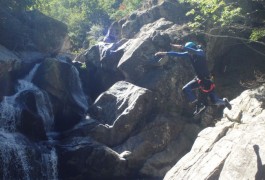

left=0, top=64, right=54, bottom=133
left=0, top=96, right=20, bottom=132
left=41, top=147, right=58, bottom=180
left=0, top=64, right=58, bottom=179
left=0, top=64, right=41, bottom=132
left=24, top=63, right=40, bottom=82
left=36, top=90, right=54, bottom=132
left=0, top=131, right=30, bottom=180
left=0, top=81, right=54, bottom=133
left=70, top=65, right=88, bottom=112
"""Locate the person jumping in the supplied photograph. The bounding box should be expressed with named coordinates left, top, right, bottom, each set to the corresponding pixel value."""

left=155, top=41, right=232, bottom=116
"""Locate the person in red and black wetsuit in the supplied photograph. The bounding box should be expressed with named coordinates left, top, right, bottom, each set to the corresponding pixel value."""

left=155, top=42, right=232, bottom=115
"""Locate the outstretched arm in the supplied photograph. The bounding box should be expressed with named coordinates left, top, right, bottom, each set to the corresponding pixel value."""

left=171, top=43, right=205, bottom=56
left=183, top=46, right=204, bottom=56
left=155, top=43, right=185, bottom=56
left=155, top=52, right=167, bottom=56
left=155, top=43, right=204, bottom=57
left=155, top=51, right=189, bottom=57
left=166, top=51, right=189, bottom=57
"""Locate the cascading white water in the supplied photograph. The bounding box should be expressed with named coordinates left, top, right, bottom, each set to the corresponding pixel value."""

left=0, top=131, right=30, bottom=180
left=70, top=65, right=88, bottom=111
left=24, top=63, right=40, bottom=82
left=35, top=90, right=54, bottom=132
left=41, top=147, right=58, bottom=180
left=0, top=64, right=54, bottom=133
left=0, top=64, right=58, bottom=179
left=0, top=65, right=41, bottom=132
left=0, top=97, right=20, bottom=132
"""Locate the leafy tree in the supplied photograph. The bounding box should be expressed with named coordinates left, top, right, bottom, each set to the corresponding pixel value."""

left=99, top=0, right=142, bottom=20
left=87, top=24, right=105, bottom=46
left=33, top=0, right=144, bottom=50
left=34, top=0, right=112, bottom=50
left=182, top=0, right=245, bottom=29
left=181, top=0, right=265, bottom=42
left=250, top=28, right=265, bottom=41
left=1, top=0, right=35, bottom=11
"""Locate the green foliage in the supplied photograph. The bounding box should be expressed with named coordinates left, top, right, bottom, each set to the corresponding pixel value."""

left=181, top=0, right=265, bottom=53
left=183, top=0, right=244, bottom=29
left=111, top=0, right=142, bottom=20
left=33, top=0, right=111, bottom=50
left=87, top=24, right=105, bottom=46
left=219, top=6, right=243, bottom=26
left=80, top=63, right=86, bottom=69
left=1, top=0, right=35, bottom=11
left=99, top=0, right=143, bottom=20
left=250, top=28, right=265, bottom=41
left=32, top=0, right=143, bottom=50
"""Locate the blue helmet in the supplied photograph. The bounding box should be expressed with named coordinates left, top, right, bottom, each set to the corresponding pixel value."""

left=184, top=42, right=197, bottom=49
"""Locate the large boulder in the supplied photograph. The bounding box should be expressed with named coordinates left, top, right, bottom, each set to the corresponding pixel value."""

left=58, top=84, right=202, bottom=179
left=32, top=58, right=88, bottom=131
left=59, top=102, right=202, bottom=179
left=164, top=84, right=265, bottom=180
left=15, top=89, right=48, bottom=141
left=88, top=81, right=154, bottom=146
left=117, top=18, right=172, bottom=82
left=0, top=8, right=68, bottom=53
left=74, top=42, right=125, bottom=100
left=106, top=1, right=189, bottom=41
left=115, top=112, right=194, bottom=178
left=57, top=136, right=128, bottom=179
left=117, top=18, right=203, bottom=113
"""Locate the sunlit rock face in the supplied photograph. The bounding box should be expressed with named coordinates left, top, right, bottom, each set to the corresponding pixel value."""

left=88, top=81, right=154, bottom=146
left=56, top=1, right=265, bottom=178
left=59, top=81, right=196, bottom=179
left=164, top=85, right=265, bottom=180
left=0, top=0, right=265, bottom=179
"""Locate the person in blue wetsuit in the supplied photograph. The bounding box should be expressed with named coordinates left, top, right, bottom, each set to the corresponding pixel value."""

left=155, top=42, right=232, bottom=115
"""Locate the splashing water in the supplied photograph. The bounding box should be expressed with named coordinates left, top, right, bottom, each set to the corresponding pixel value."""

left=0, top=96, right=21, bottom=132
left=70, top=66, right=88, bottom=112
left=35, top=90, right=54, bottom=132
left=0, top=63, right=58, bottom=179
left=41, top=147, right=58, bottom=180
left=0, top=65, right=41, bottom=132
left=0, top=131, right=30, bottom=180
left=24, top=63, right=40, bottom=82
left=0, top=72, right=54, bottom=132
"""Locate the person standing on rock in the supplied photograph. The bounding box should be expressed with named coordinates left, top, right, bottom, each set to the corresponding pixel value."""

left=155, top=41, right=232, bottom=115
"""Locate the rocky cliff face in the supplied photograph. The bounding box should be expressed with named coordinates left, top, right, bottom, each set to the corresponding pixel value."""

left=0, top=0, right=265, bottom=179
left=164, top=86, right=265, bottom=180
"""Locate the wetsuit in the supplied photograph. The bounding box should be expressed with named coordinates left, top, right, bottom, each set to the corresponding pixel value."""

left=166, top=46, right=226, bottom=106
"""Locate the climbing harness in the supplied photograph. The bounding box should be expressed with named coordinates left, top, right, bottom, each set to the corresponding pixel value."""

left=197, top=78, right=215, bottom=93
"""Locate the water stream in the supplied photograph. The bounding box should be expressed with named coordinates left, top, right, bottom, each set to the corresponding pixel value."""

left=0, top=64, right=58, bottom=179
left=0, top=131, right=30, bottom=180
left=70, top=65, right=89, bottom=112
